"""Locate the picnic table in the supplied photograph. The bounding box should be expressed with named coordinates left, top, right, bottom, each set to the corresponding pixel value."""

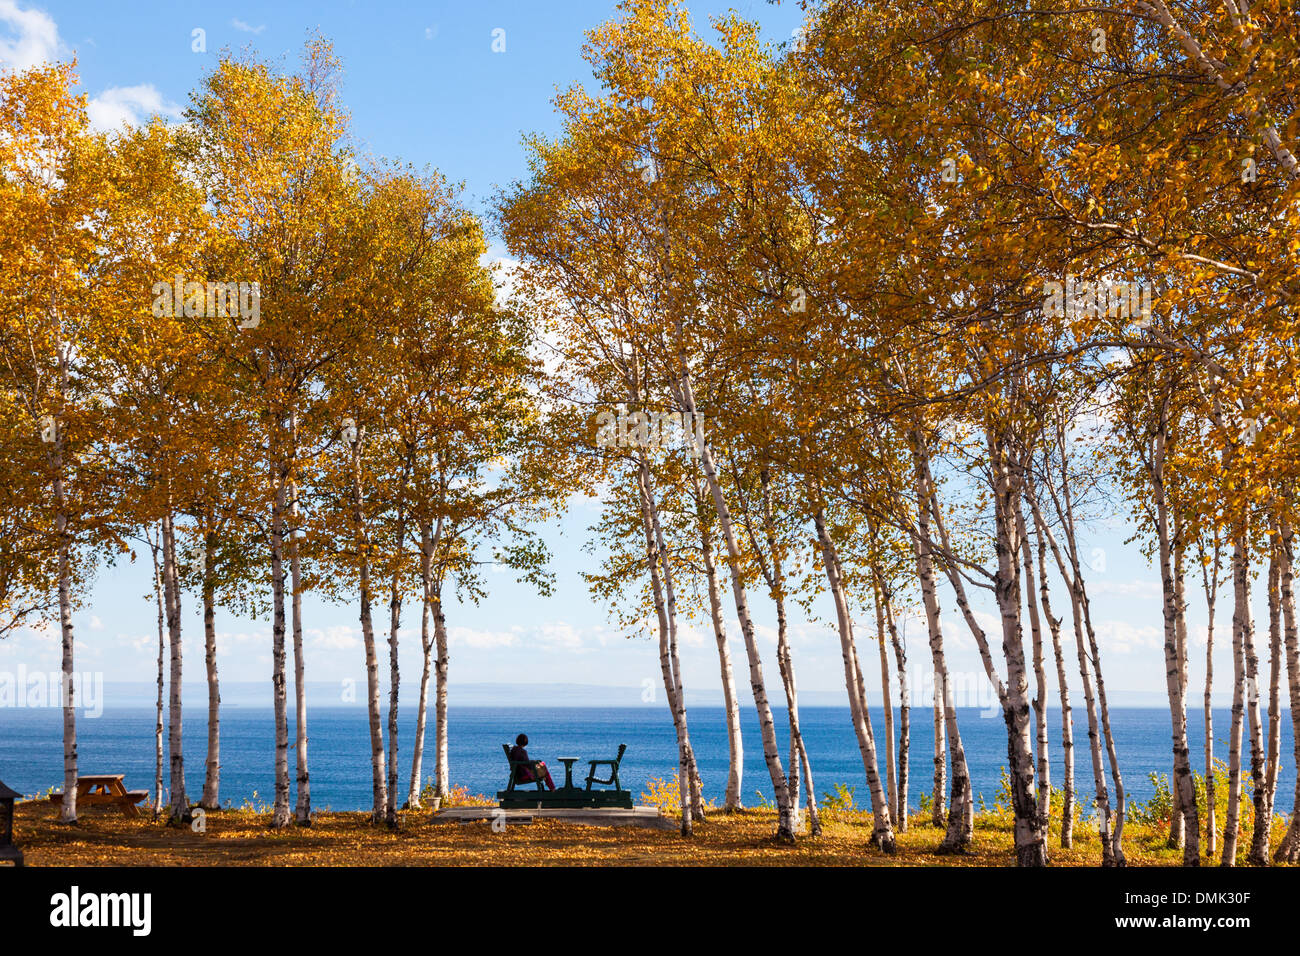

left=49, top=775, right=149, bottom=817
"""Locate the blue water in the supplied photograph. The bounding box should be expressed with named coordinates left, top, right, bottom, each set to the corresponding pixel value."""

left=0, top=705, right=1292, bottom=814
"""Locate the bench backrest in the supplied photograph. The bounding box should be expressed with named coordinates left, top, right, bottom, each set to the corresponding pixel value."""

left=613, top=743, right=627, bottom=765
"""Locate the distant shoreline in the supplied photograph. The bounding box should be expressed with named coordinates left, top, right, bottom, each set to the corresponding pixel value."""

left=52, top=681, right=1251, bottom=710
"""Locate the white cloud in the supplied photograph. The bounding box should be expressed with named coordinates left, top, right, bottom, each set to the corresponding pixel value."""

left=86, top=84, right=181, bottom=132
left=747, top=618, right=779, bottom=647
left=488, top=255, right=520, bottom=312
left=10, top=619, right=56, bottom=644
left=937, top=612, right=989, bottom=651
left=1088, top=578, right=1161, bottom=598
left=535, top=621, right=585, bottom=652
left=217, top=629, right=267, bottom=647
left=231, top=18, right=265, bottom=35
left=309, top=625, right=360, bottom=652
left=124, top=631, right=158, bottom=655
left=1092, top=619, right=1163, bottom=654
left=0, top=0, right=61, bottom=72
left=786, top=622, right=837, bottom=648
left=449, top=625, right=518, bottom=650
left=677, top=621, right=707, bottom=648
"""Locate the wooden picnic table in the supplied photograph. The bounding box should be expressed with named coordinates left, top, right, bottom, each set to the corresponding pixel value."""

left=49, top=774, right=149, bottom=817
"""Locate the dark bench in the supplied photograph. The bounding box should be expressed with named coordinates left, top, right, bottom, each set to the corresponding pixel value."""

left=496, top=743, right=633, bottom=809
left=585, top=743, right=626, bottom=792
left=500, top=743, right=548, bottom=793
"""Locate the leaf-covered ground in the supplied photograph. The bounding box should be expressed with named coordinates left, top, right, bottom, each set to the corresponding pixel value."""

left=15, top=799, right=1291, bottom=866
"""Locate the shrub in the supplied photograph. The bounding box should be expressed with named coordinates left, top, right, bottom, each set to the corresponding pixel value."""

left=641, top=774, right=683, bottom=814
left=438, top=784, right=494, bottom=808
left=818, top=782, right=857, bottom=819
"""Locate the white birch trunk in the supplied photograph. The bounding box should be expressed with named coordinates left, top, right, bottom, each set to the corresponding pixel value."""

left=814, top=509, right=895, bottom=851
left=386, top=569, right=402, bottom=828
left=201, top=530, right=221, bottom=810
left=1045, top=426, right=1130, bottom=863
left=383, top=492, right=408, bottom=826
left=774, top=593, right=813, bottom=832
left=1260, top=544, right=1283, bottom=858
left=289, top=477, right=310, bottom=825
left=1028, top=492, right=1121, bottom=864
left=1152, top=427, right=1199, bottom=864
left=874, top=578, right=898, bottom=824
left=1222, top=536, right=1249, bottom=866
left=1018, top=507, right=1051, bottom=831
left=987, top=442, right=1047, bottom=866
left=1242, top=540, right=1269, bottom=865
left=1251, top=537, right=1283, bottom=864
left=758, top=470, right=813, bottom=832
left=52, top=447, right=78, bottom=824
left=432, top=589, right=450, bottom=797
left=697, top=495, right=742, bottom=811
left=45, top=325, right=79, bottom=825
left=1202, top=540, right=1220, bottom=859
left=798, top=736, right=821, bottom=836
left=775, top=593, right=804, bottom=830
left=269, top=450, right=292, bottom=828
left=672, top=375, right=793, bottom=839
left=1032, top=514, right=1073, bottom=848
left=884, top=595, right=910, bottom=831
left=351, top=436, right=388, bottom=823
left=408, top=519, right=440, bottom=808
left=1168, top=530, right=1190, bottom=849
left=910, top=444, right=970, bottom=847
left=161, top=510, right=187, bottom=823
left=932, top=665, right=946, bottom=828
left=918, top=441, right=1036, bottom=857
left=151, top=535, right=165, bottom=817
left=635, top=458, right=694, bottom=835
left=656, top=476, right=704, bottom=820
left=1273, top=520, right=1300, bottom=862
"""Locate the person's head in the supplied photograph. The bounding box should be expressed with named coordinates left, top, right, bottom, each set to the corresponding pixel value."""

left=516, top=733, right=528, bottom=747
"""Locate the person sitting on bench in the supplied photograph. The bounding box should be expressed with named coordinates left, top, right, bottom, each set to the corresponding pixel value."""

left=508, top=734, right=555, bottom=790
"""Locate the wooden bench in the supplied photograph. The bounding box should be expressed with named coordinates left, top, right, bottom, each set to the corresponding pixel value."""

left=49, top=774, right=149, bottom=818
left=585, top=743, right=627, bottom=792
left=500, top=744, right=548, bottom=794
left=496, top=743, right=633, bottom=809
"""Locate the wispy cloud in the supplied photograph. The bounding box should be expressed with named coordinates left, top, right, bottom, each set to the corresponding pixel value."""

left=0, top=0, right=62, bottom=71
left=308, top=625, right=360, bottom=652
left=1093, top=619, right=1163, bottom=654
left=535, top=621, right=586, bottom=652
left=1088, top=578, right=1162, bottom=598
left=449, top=625, right=518, bottom=650
left=231, top=18, right=265, bottom=35
left=86, top=84, right=182, bottom=132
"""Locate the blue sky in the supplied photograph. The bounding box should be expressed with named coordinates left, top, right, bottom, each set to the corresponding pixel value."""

left=0, top=0, right=1249, bottom=710
left=30, top=0, right=800, bottom=249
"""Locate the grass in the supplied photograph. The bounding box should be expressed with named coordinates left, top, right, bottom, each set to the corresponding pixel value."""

left=13, top=796, right=1293, bottom=866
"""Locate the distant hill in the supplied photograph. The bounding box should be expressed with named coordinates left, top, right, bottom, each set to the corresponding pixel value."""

left=97, top=681, right=1210, bottom=710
